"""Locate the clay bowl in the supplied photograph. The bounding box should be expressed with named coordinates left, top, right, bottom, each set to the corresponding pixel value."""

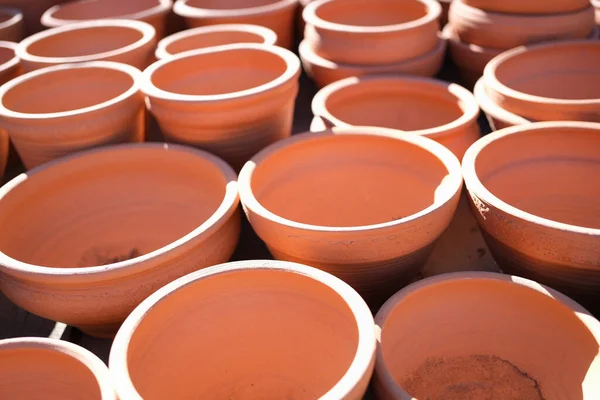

left=463, top=121, right=600, bottom=312
left=238, top=127, right=463, bottom=304
left=373, top=272, right=600, bottom=399
left=16, top=19, right=157, bottom=72
left=110, top=260, right=376, bottom=400
left=0, top=337, right=116, bottom=399
left=302, top=0, right=441, bottom=65
left=0, top=143, right=240, bottom=337
left=462, top=0, right=590, bottom=15
left=0, top=7, right=23, bottom=42
left=41, top=0, right=172, bottom=38
left=0, top=61, right=145, bottom=169
left=155, top=23, right=277, bottom=59
left=483, top=40, right=600, bottom=122
left=473, top=78, right=530, bottom=131
left=143, top=43, right=301, bottom=171
left=173, top=0, right=298, bottom=49
left=0, top=40, right=19, bottom=85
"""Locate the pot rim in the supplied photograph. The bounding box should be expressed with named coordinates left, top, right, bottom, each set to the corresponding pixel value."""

left=452, top=0, right=595, bottom=23
left=0, top=61, right=142, bottom=120
left=473, top=77, right=530, bottom=127
left=0, top=143, right=239, bottom=278
left=303, top=0, right=441, bottom=34
left=0, top=40, right=19, bottom=75
left=373, top=271, right=600, bottom=398
left=441, top=24, right=502, bottom=56
left=155, top=23, right=278, bottom=60
left=173, top=0, right=298, bottom=18
left=109, top=259, right=376, bottom=400
left=462, top=121, right=600, bottom=236
left=0, top=337, right=117, bottom=400
left=16, top=19, right=156, bottom=66
left=311, top=75, right=479, bottom=139
left=0, top=6, right=23, bottom=30
left=142, top=43, right=301, bottom=102
left=238, top=127, right=463, bottom=233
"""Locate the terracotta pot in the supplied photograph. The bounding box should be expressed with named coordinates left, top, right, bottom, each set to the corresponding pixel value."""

left=299, top=36, right=446, bottom=88
left=0, top=128, right=6, bottom=179
left=463, top=121, right=600, bottom=311
left=155, top=23, right=277, bottom=59
left=473, top=78, right=529, bottom=131
left=0, top=337, right=116, bottom=399
left=449, top=0, right=595, bottom=50
left=41, top=0, right=173, bottom=38
left=0, top=0, right=63, bottom=35
left=16, top=19, right=157, bottom=73
left=373, top=272, right=600, bottom=399
left=0, top=143, right=240, bottom=337
left=0, top=7, right=22, bottom=42
left=311, top=76, right=480, bottom=160
left=302, top=0, right=441, bottom=65
left=173, top=0, right=298, bottom=49
left=0, top=40, right=18, bottom=85
left=143, top=43, right=300, bottom=170
left=462, top=0, right=590, bottom=15
left=109, top=260, right=376, bottom=400
left=238, top=127, right=463, bottom=303
left=483, top=40, right=600, bottom=122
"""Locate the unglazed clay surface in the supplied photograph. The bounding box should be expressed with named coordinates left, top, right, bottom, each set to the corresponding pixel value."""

left=463, top=0, right=590, bottom=14
left=0, top=41, right=19, bottom=85
left=0, top=7, right=23, bottom=42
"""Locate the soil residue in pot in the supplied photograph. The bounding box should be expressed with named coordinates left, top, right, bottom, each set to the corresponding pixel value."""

left=400, top=354, right=545, bottom=400
left=78, top=247, right=141, bottom=267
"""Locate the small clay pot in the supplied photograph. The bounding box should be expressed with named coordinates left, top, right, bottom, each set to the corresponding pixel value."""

left=0, top=40, right=19, bottom=85
left=463, top=122, right=600, bottom=311
left=302, top=0, right=441, bottom=65
left=143, top=43, right=301, bottom=170
left=155, top=23, right=277, bottom=59
left=16, top=19, right=157, bottom=73
left=0, top=0, right=62, bottom=35
left=450, top=0, right=595, bottom=49
left=109, top=260, right=376, bottom=400
left=41, top=0, right=173, bottom=38
left=173, top=0, right=298, bottom=49
left=0, top=7, right=22, bottom=42
left=0, top=143, right=240, bottom=337
left=473, top=78, right=529, bottom=131
left=462, top=0, right=590, bottom=15
left=0, top=128, right=6, bottom=179
left=311, top=75, right=480, bottom=160
left=483, top=40, right=600, bottom=122
left=373, top=272, right=600, bottom=399
left=0, top=337, right=116, bottom=400
left=299, top=36, right=446, bottom=88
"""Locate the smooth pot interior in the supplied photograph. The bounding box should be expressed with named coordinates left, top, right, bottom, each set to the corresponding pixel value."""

left=0, top=146, right=227, bottom=268
left=125, top=268, right=359, bottom=399
left=183, top=0, right=280, bottom=10
left=380, top=278, right=599, bottom=399
left=0, top=46, right=15, bottom=65
left=50, top=0, right=161, bottom=20
left=315, top=0, right=428, bottom=27
left=251, top=134, right=452, bottom=227
left=165, top=31, right=266, bottom=55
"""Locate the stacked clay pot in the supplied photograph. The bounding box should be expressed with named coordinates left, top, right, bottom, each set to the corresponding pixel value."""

left=300, top=0, right=445, bottom=88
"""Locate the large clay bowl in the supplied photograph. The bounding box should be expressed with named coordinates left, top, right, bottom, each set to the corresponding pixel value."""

left=473, top=78, right=530, bottom=131
left=0, top=143, right=240, bottom=337
left=0, top=7, right=23, bottom=41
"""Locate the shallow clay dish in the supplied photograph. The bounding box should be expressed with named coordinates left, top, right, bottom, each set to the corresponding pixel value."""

left=0, top=143, right=240, bottom=337
left=473, top=78, right=530, bottom=131
left=462, top=0, right=590, bottom=15
left=0, top=41, right=19, bottom=85
left=0, top=337, right=116, bottom=399
left=0, top=7, right=23, bottom=42
left=374, top=272, right=600, bottom=399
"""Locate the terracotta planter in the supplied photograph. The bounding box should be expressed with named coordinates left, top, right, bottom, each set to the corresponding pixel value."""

left=450, top=0, right=595, bottom=49
left=463, top=121, right=600, bottom=311
left=0, top=7, right=22, bottom=42
left=155, top=23, right=277, bottom=59
left=173, top=0, right=298, bottom=49
left=311, top=76, right=480, bottom=160
left=484, top=40, right=600, bottom=122
left=109, top=260, right=376, bottom=400
left=373, top=272, right=600, bottom=399
left=299, top=36, right=446, bottom=88
left=238, top=127, right=463, bottom=303
left=0, top=0, right=63, bottom=35
left=41, top=0, right=173, bottom=38
left=0, top=337, right=116, bottom=399
left=0, top=143, right=240, bottom=337
left=473, top=78, right=529, bottom=131
left=143, top=43, right=300, bottom=170
left=462, top=0, right=590, bottom=15
left=0, top=128, right=6, bottom=179
left=0, top=40, right=18, bottom=85
left=16, top=19, right=157, bottom=73
left=302, top=0, right=441, bottom=65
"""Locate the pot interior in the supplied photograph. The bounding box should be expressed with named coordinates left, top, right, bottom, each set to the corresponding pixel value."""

left=184, top=0, right=280, bottom=10
left=125, top=267, right=359, bottom=399
left=315, top=0, right=428, bottom=27
left=380, top=278, right=600, bottom=400
left=165, top=31, right=267, bottom=55
left=0, top=146, right=228, bottom=268
left=0, top=46, right=15, bottom=65
left=50, top=0, right=161, bottom=20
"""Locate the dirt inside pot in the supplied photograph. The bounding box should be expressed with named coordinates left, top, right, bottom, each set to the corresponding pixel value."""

left=78, top=247, right=141, bottom=267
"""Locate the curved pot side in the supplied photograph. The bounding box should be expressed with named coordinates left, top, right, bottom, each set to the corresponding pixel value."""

left=462, top=0, right=591, bottom=15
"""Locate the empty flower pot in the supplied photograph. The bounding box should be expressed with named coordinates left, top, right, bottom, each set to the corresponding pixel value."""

left=373, top=272, right=600, bottom=399
left=0, top=40, right=19, bottom=85
left=302, top=0, right=441, bottom=65
left=463, top=121, right=600, bottom=312
left=311, top=75, right=480, bottom=160
left=0, top=143, right=241, bottom=337
left=110, top=260, right=376, bottom=400
left=173, top=0, right=298, bottom=49
left=16, top=19, right=157, bottom=73
left=473, top=78, right=530, bottom=131
left=238, top=127, right=463, bottom=304
left=0, top=7, right=22, bottom=42
left=0, top=61, right=145, bottom=169
left=155, top=23, right=277, bottom=59
left=462, top=0, right=590, bottom=15
left=0, top=337, right=116, bottom=400
left=483, top=40, right=600, bottom=122
left=143, top=43, right=301, bottom=170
